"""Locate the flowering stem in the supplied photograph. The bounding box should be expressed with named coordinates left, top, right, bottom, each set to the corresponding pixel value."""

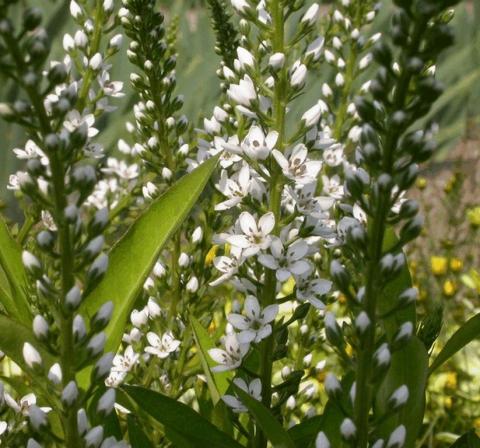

left=77, top=0, right=104, bottom=112
left=256, top=1, right=286, bottom=446
left=354, top=20, right=426, bottom=448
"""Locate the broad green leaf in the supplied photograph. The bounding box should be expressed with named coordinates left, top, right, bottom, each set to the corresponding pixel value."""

left=429, top=313, right=480, bottom=375
left=123, top=385, right=242, bottom=448
left=233, top=383, right=296, bottom=448
left=0, top=217, right=31, bottom=323
left=127, top=415, right=154, bottom=448
left=190, top=315, right=232, bottom=404
left=375, top=337, right=429, bottom=448
left=449, top=430, right=480, bottom=447
left=82, top=156, right=218, bottom=353
left=287, top=415, right=324, bottom=448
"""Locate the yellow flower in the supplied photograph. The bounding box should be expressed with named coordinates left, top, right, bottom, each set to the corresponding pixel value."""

left=205, top=245, right=219, bottom=266
left=445, top=372, right=457, bottom=389
left=208, top=320, right=217, bottom=334
left=443, top=396, right=453, bottom=409
left=431, top=256, right=448, bottom=276
left=345, top=344, right=353, bottom=357
left=443, top=280, right=457, bottom=297
left=474, top=417, right=480, bottom=430
left=467, top=207, right=480, bottom=228
left=449, top=258, right=463, bottom=273
left=416, top=177, right=427, bottom=190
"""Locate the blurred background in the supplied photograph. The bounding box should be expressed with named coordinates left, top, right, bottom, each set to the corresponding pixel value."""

left=0, top=1, right=479, bottom=445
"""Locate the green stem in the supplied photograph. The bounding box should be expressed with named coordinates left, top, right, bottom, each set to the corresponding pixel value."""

left=353, top=20, right=426, bottom=448
left=255, top=1, right=286, bottom=447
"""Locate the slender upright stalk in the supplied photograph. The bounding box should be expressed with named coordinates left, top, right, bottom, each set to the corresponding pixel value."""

left=256, top=1, right=286, bottom=446
left=354, top=20, right=426, bottom=448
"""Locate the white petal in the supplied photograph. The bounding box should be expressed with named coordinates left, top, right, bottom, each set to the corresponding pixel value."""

left=238, top=330, right=256, bottom=344
left=272, top=149, right=289, bottom=170
left=259, top=212, right=275, bottom=235
left=262, top=305, right=279, bottom=323
left=258, top=254, right=279, bottom=270
left=208, top=348, right=228, bottom=364
left=244, top=296, right=261, bottom=319
left=290, top=260, right=312, bottom=276
left=228, top=313, right=250, bottom=330
left=265, top=131, right=279, bottom=149
left=239, top=212, right=257, bottom=236
left=255, top=325, right=272, bottom=342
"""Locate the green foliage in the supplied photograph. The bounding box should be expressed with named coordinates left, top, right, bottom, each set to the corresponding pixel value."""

left=429, top=312, right=480, bottom=374
left=191, top=315, right=232, bottom=404
left=232, top=382, right=296, bottom=448
left=123, top=384, right=243, bottom=448
left=0, top=216, right=30, bottom=323
left=81, top=155, right=219, bottom=354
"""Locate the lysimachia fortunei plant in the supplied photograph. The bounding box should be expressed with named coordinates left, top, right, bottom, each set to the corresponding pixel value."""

left=0, top=0, right=474, bottom=447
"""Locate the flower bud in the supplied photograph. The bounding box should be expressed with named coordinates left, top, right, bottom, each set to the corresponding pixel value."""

left=66, top=286, right=82, bottom=310
left=85, top=425, right=104, bottom=448
left=87, top=332, right=106, bottom=357
left=33, top=315, right=49, bottom=340
left=97, top=389, right=116, bottom=416
left=77, top=408, right=89, bottom=435
left=388, top=385, right=409, bottom=410
left=62, top=381, right=79, bottom=407
left=23, top=342, right=43, bottom=369
left=29, top=405, right=48, bottom=430
left=22, top=251, right=42, bottom=277
left=324, top=373, right=342, bottom=399
left=73, top=315, right=87, bottom=342
left=48, top=363, right=63, bottom=385
left=340, top=418, right=356, bottom=441
left=93, top=352, right=115, bottom=381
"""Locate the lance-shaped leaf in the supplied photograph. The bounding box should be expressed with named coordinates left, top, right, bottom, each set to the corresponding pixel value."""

left=429, top=312, right=480, bottom=375
left=232, top=382, right=296, bottom=448
left=449, top=430, right=480, bottom=447
left=191, top=315, right=232, bottom=404
left=0, top=217, right=31, bottom=323
left=122, top=385, right=242, bottom=448
left=82, top=156, right=218, bottom=353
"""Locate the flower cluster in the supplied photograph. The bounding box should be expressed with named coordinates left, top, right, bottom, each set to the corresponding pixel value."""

left=0, top=0, right=127, bottom=445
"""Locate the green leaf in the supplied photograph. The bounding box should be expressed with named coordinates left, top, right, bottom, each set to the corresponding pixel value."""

left=375, top=336, right=429, bottom=448
left=429, top=313, right=480, bottom=375
left=0, top=217, right=31, bottom=323
left=82, top=156, right=218, bottom=353
left=287, top=415, right=323, bottom=448
left=127, top=415, right=154, bottom=448
left=191, top=315, right=232, bottom=404
left=449, top=430, right=480, bottom=448
left=123, top=385, right=242, bottom=448
left=232, top=383, right=296, bottom=448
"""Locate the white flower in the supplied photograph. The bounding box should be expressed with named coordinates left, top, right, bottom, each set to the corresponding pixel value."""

left=258, top=237, right=311, bottom=282
left=13, top=140, right=48, bottom=165
left=227, top=75, right=257, bottom=106
left=112, top=346, right=139, bottom=374
left=210, top=251, right=245, bottom=286
left=227, top=212, right=275, bottom=257
left=288, top=183, right=335, bottom=218
left=228, top=295, right=278, bottom=343
left=70, top=0, right=82, bottom=19
left=0, top=421, right=7, bottom=436
left=322, top=174, right=344, bottom=199
left=63, top=110, right=98, bottom=137
left=215, top=165, right=250, bottom=211
left=296, top=275, right=332, bottom=309
left=209, top=333, right=250, bottom=372
left=222, top=378, right=262, bottom=413
left=272, top=144, right=322, bottom=185
left=222, top=125, right=278, bottom=160
left=144, top=332, right=180, bottom=359
left=5, top=393, right=51, bottom=416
